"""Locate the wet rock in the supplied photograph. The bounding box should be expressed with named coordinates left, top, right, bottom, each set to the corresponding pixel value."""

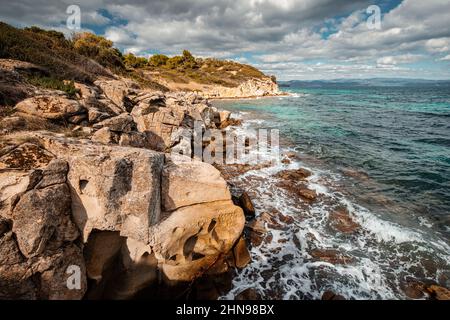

left=237, top=192, right=255, bottom=217
left=233, top=236, right=251, bottom=269
left=235, top=288, right=262, bottom=300
left=427, top=285, right=450, bottom=300
left=328, top=207, right=360, bottom=234
left=401, top=280, right=427, bottom=299
left=309, top=249, right=353, bottom=265
left=298, top=187, right=317, bottom=201
left=321, top=290, right=346, bottom=300
left=275, top=168, right=312, bottom=181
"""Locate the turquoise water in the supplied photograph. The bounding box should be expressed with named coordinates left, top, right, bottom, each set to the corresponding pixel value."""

left=213, top=84, right=450, bottom=299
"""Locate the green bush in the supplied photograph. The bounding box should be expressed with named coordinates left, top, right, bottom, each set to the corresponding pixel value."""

left=26, top=75, right=80, bottom=98
left=72, top=32, right=124, bottom=70
left=149, top=54, right=169, bottom=67
left=123, top=53, right=148, bottom=69
left=166, top=55, right=184, bottom=69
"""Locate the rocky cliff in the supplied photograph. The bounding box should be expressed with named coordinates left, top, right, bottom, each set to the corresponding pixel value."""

left=198, top=77, right=282, bottom=99
left=0, top=59, right=251, bottom=300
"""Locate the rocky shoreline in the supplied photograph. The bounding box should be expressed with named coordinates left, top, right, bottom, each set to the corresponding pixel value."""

left=0, top=59, right=276, bottom=300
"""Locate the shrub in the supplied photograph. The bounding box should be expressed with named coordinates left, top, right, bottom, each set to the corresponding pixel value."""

left=26, top=75, right=80, bottom=98
left=182, top=50, right=197, bottom=68
left=0, top=22, right=111, bottom=82
left=166, top=55, right=184, bottom=69
left=72, top=32, right=124, bottom=70
left=148, top=54, right=169, bottom=67
left=123, top=53, right=148, bottom=69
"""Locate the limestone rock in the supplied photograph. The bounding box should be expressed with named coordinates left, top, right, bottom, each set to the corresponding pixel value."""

left=150, top=200, right=245, bottom=282
left=118, top=131, right=151, bottom=149
left=12, top=183, right=78, bottom=257
left=162, top=155, right=231, bottom=211
left=14, top=95, right=85, bottom=120
left=94, top=78, right=138, bottom=112
left=93, top=113, right=136, bottom=133
left=35, top=133, right=165, bottom=242
left=91, top=127, right=119, bottom=145
left=0, top=143, right=54, bottom=170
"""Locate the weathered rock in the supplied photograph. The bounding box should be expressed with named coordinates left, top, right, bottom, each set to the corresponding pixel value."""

left=88, top=108, right=110, bottom=123
left=12, top=183, right=78, bottom=257
left=0, top=116, right=26, bottom=132
left=91, top=127, right=119, bottom=145
left=298, top=187, right=317, bottom=201
left=118, top=131, right=151, bottom=149
left=131, top=103, right=185, bottom=150
left=0, top=143, right=54, bottom=170
left=162, top=155, right=231, bottom=211
left=235, top=288, right=262, bottom=300
left=232, top=236, right=251, bottom=269
left=84, top=231, right=125, bottom=282
left=237, top=192, right=255, bottom=217
left=321, top=290, right=346, bottom=300
left=150, top=200, right=245, bottom=282
left=67, top=113, right=87, bottom=125
left=31, top=244, right=87, bottom=300
left=309, top=249, right=353, bottom=265
left=427, top=285, right=450, bottom=300
left=328, top=207, right=360, bottom=234
left=93, top=113, right=135, bottom=133
left=35, top=159, right=68, bottom=189
left=35, top=133, right=165, bottom=243
left=200, top=78, right=281, bottom=99
left=94, top=78, right=138, bottom=112
left=14, top=95, right=85, bottom=120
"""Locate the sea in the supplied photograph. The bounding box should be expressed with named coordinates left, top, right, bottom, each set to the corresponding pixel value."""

left=212, top=80, right=450, bottom=300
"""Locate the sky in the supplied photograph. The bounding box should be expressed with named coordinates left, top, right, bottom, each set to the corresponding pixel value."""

left=1, top=0, right=450, bottom=80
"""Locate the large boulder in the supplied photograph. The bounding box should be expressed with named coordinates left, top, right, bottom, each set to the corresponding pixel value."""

left=94, top=78, right=139, bottom=112
left=150, top=200, right=245, bottom=282
left=35, top=132, right=165, bottom=243
left=162, top=155, right=231, bottom=211
left=14, top=95, right=86, bottom=121
left=0, top=158, right=86, bottom=300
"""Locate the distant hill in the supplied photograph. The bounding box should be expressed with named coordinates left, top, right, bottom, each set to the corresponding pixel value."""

left=280, top=78, right=450, bottom=88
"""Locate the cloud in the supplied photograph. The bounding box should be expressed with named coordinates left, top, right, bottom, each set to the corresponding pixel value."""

left=439, top=54, right=450, bottom=61
left=1, top=0, right=450, bottom=79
